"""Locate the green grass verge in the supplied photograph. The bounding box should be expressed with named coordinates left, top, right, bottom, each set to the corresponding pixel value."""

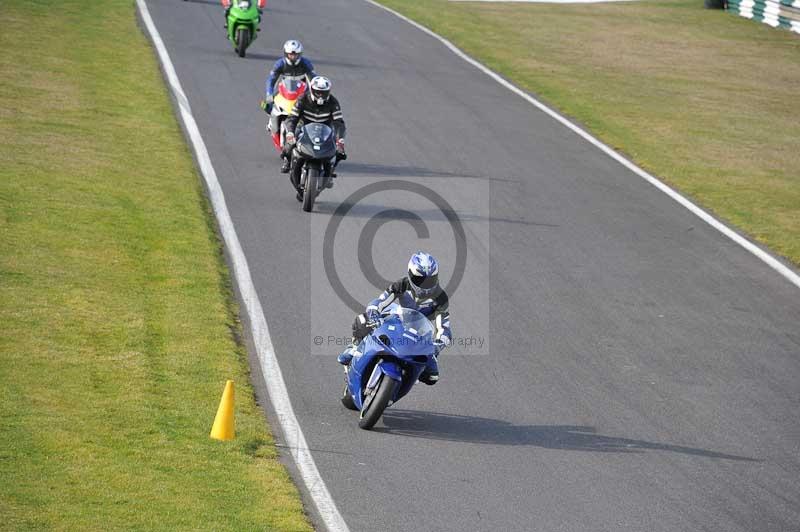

left=0, top=0, right=312, bottom=529
left=376, top=0, right=800, bottom=266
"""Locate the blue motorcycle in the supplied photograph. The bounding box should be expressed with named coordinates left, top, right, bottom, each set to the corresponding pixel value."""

left=340, top=306, right=438, bottom=430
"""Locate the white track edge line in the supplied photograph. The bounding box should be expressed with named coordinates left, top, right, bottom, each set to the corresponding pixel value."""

left=364, top=0, right=800, bottom=291
left=135, top=2, right=350, bottom=531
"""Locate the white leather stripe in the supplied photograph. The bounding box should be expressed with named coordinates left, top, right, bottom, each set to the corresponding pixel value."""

left=435, top=314, right=445, bottom=337
left=302, top=110, right=333, bottom=119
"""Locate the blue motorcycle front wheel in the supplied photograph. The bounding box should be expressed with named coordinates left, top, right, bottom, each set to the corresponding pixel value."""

left=358, top=374, right=397, bottom=430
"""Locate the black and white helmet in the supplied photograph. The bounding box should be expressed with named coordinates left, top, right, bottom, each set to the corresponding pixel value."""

left=309, top=76, right=332, bottom=105
left=283, top=40, right=303, bottom=66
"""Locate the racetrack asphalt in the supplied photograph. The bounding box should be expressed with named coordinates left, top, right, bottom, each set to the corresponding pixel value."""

left=144, top=0, right=800, bottom=530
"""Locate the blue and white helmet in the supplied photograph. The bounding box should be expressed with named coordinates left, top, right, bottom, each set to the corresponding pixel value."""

left=407, top=251, right=439, bottom=298
left=283, top=40, right=303, bottom=66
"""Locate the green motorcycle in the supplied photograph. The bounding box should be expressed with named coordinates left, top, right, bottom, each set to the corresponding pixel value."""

left=225, top=0, right=261, bottom=58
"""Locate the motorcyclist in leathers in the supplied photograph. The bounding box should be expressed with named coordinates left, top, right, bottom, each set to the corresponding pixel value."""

left=283, top=75, right=346, bottom=200
left=264, top=39, right=316, bottom=109
left=337, top=252, right=452, bottom=385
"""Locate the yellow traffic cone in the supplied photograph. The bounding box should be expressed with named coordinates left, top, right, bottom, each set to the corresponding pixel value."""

left=210, top=380, right=235, bottom=441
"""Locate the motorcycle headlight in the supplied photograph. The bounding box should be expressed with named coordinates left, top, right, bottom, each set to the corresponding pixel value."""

left=237, top=0, right=250, bottom=8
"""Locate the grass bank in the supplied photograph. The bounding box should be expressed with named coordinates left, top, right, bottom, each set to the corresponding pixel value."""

left=0, top=0, right=312, bottom=529
left=377, top=0, right=800, bottom=266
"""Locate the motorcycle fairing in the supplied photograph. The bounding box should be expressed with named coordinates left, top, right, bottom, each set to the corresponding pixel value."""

left=345, top=308, right=437, bottom=411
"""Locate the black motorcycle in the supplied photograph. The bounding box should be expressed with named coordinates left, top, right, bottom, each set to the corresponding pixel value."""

left=289, top=123, right=344, bottom=212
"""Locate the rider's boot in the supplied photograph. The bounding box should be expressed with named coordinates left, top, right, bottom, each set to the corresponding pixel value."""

left=337, top=341, right=358, bottom=366
left=289, top=156, right=304, bottom=201
left=280, top=152, right=291, bottom=174
left=337, top=349, right=354, bottom=366
left=332, top=152, right=345, bottom=179
left=418, top=356, right=439, bottom=385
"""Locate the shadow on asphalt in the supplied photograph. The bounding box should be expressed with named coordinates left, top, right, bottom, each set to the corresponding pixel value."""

left=313, top=57, right=379, bottom=70
left=313, top=201, right=558, bottom=229
left=243, top=52, right=282, bottom=62
left=375, top=410, right=761, bottom=462
left=339, top=162, right=511, bottom=182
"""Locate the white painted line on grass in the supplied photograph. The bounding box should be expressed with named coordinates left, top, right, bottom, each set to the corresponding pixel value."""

left=364, top=0, right=800, bottom=291
left=135, top=1, right=351, bottom=531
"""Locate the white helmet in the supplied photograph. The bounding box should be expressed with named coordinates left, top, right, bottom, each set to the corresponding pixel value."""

left=283, top=40, right=303, bottom=66
left=309, top=76, right=332, bottom=105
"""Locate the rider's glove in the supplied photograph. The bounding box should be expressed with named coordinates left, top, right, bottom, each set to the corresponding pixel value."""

left=365, top=309, right=380, bottom=324
left=336, top=138, right=346, bottom=154
left=260, top=99, right=270, bottom=112
left=285, top=132, right=296, bottom=145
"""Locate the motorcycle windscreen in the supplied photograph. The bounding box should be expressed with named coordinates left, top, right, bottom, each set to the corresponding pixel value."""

left=376, top=308, right=436, bottom=357
left=297, top=123, right=336, bottom=158
left=278, top=77, right=306, bottom=100
left=231, top=0, right=256, bottom=13
left=301, top=123, right=334, bottom=142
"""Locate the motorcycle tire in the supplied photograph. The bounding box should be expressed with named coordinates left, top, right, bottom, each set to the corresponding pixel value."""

left=236, top=28, right=250, bottom=57
left=302, top=166, right=319, bottom=212
left=341, top=384, right=357, bottom=411
left=358, top=373, right=397, bottom=430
